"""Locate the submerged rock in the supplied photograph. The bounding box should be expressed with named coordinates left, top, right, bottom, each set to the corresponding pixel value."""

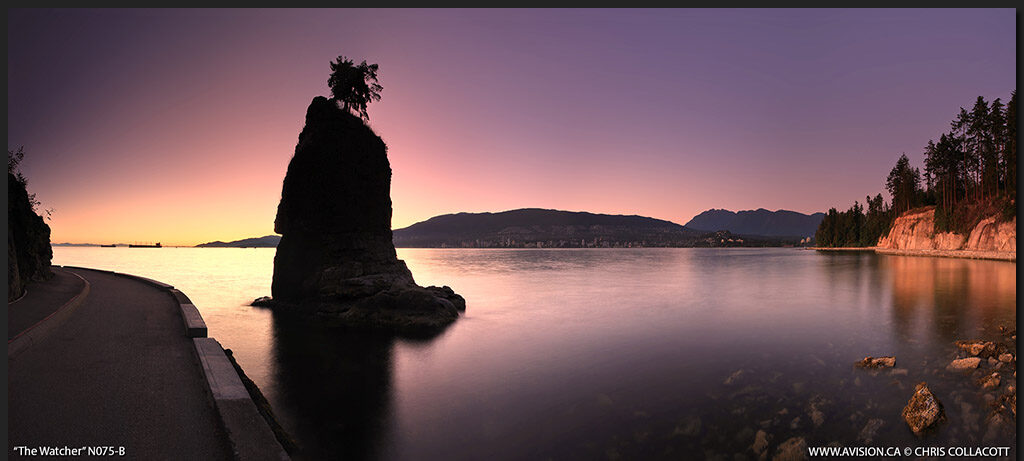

left=772, top=437, right=807, bottom=461
left=901, top=382, right=945, bottom=435
left=857, top=418, right=885, bottom=444
left=946, top=357, right=981, bottom=372
left=806, top=395, right=828, bottom=428
left=261, top=96, right=464, bottom=336
left=855, top=356, right=895, bottom=369
left=998, top=353, right=1013, bottom=363
left=750, top=430, right=770, bottom=457
left=673, top=415, right=702, bottom=437
left=982, top=412, right=1011, bottom=442
left=724, top=369, right=745, bottom=386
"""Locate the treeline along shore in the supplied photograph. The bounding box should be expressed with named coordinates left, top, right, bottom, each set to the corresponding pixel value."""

left=813, top=91, right=1017, bottom=261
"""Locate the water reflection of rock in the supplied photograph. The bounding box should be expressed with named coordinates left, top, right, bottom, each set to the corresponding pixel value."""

left=270, top=312, right=395, bottom=460
left=886, top=256, right=1016, bottom=342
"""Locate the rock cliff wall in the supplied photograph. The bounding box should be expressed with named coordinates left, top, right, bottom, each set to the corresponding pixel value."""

left=8, top=172, right=53, bottom=301
left=877, top=206, right=1015, bottom=252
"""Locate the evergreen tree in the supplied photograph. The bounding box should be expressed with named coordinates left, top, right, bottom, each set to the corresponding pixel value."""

left=1005, top=91, right=1017, bottom=196
left=886, top=154, right=921, bottom=215
left=327, top=55, right=383, bottom=121
left=988, top=98, right=1006, bottom=195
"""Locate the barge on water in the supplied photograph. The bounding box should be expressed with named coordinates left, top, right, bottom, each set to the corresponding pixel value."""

left=128, top=242, right=162, bottom=248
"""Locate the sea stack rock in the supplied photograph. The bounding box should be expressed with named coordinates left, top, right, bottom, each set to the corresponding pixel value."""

left=8, top=172, right=53, bottom=301
left=268, top=96, right=464, bottom=334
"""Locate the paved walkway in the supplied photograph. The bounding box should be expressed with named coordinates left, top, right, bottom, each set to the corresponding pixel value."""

left=8, top=268, right=84, bottom=340
left=8, top=268, right=233, bottom=460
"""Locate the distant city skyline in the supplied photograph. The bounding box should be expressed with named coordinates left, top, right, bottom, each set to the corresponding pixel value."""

left=8, top=8, right=1016, bottom=246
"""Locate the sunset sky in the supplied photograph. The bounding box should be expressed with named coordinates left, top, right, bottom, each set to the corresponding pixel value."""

left=8, top=9, right=1016, bottom=246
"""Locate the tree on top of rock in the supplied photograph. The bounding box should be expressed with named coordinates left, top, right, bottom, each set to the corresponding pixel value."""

left=327, top=55, right=382, bottom=121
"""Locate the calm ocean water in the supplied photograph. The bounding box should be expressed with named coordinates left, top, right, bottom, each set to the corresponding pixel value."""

left=53, top=247, right=1017, bottom=460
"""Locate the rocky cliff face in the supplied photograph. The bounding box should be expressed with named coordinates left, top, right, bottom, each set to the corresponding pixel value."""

left=266, top=97, right=464, bottom=335
left=877, top=206, right=1016, bottom=252
left=8, top=172, right=53, bottom=301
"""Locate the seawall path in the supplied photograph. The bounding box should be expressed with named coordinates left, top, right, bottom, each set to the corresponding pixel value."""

left=8, top=267, right=288, bottom=460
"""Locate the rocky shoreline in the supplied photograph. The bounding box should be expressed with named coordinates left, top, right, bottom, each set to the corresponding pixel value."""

left=696, top=326, right=1018, bottom=461
left=874, top=247, right=1015, bottom=262
left=852, top=328, right=1017, bottom=450
left=810, top=247, right=1016, bottom=262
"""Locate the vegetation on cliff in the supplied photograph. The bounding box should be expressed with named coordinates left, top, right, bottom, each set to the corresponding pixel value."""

left=815, top=91, right=1017, bottom=247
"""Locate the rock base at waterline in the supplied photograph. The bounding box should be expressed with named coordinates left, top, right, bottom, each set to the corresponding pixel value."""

left=253, top=284, right=465, bottom=337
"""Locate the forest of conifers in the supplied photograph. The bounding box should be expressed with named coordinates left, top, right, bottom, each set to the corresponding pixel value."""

left=815, top=91, right=1017, bottom=247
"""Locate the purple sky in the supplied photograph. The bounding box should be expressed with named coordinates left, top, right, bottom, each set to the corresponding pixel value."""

left=7, top=9, right=1016, bottom=245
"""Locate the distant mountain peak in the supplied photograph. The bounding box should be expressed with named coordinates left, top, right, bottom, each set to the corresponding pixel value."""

left=195, top=235, right=281, bottom=248
left=684, top=208, right=824, bottom=238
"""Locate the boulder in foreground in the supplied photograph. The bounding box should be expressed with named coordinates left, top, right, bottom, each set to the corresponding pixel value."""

left=901, top=382, right=945, bottom=435
left=947, top=357, right=982, bottom=372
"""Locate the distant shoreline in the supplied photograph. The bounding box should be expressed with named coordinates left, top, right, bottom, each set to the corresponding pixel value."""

left=809, top=246, right=1016, bottom=262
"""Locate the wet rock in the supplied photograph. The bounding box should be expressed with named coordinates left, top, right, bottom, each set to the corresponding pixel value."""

left=999, top=388, right=1016, bottom=419
left=789, top=416, right=801, bottom=430
left=855, top=356, right=895, bottom=368
left=901, top=382, right=945, bottom=435
left=751, top=430, right=771, bottom=456
left=250, top=296, right=274, bottom=307
left=955, top=340, right=996, bottom=358
left=772, top=437, right=808, bottom=461
left=979, top=373, right=1000, bottom=391
left=857, top=418, right=885, bottom=444
left=947, top=357, right=981, bottom=372
left=998, top=353, right=1013, bottom=363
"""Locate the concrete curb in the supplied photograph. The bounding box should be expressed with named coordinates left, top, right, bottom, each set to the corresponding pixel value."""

left=59, top=265, right=289, bottom=461
left=8, top=268, right=91, bottom=360
left=194, top=338, right=290, bottom=461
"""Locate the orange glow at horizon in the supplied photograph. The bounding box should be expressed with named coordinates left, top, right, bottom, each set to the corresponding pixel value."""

left=11, top=10, right=1015, bottom=247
